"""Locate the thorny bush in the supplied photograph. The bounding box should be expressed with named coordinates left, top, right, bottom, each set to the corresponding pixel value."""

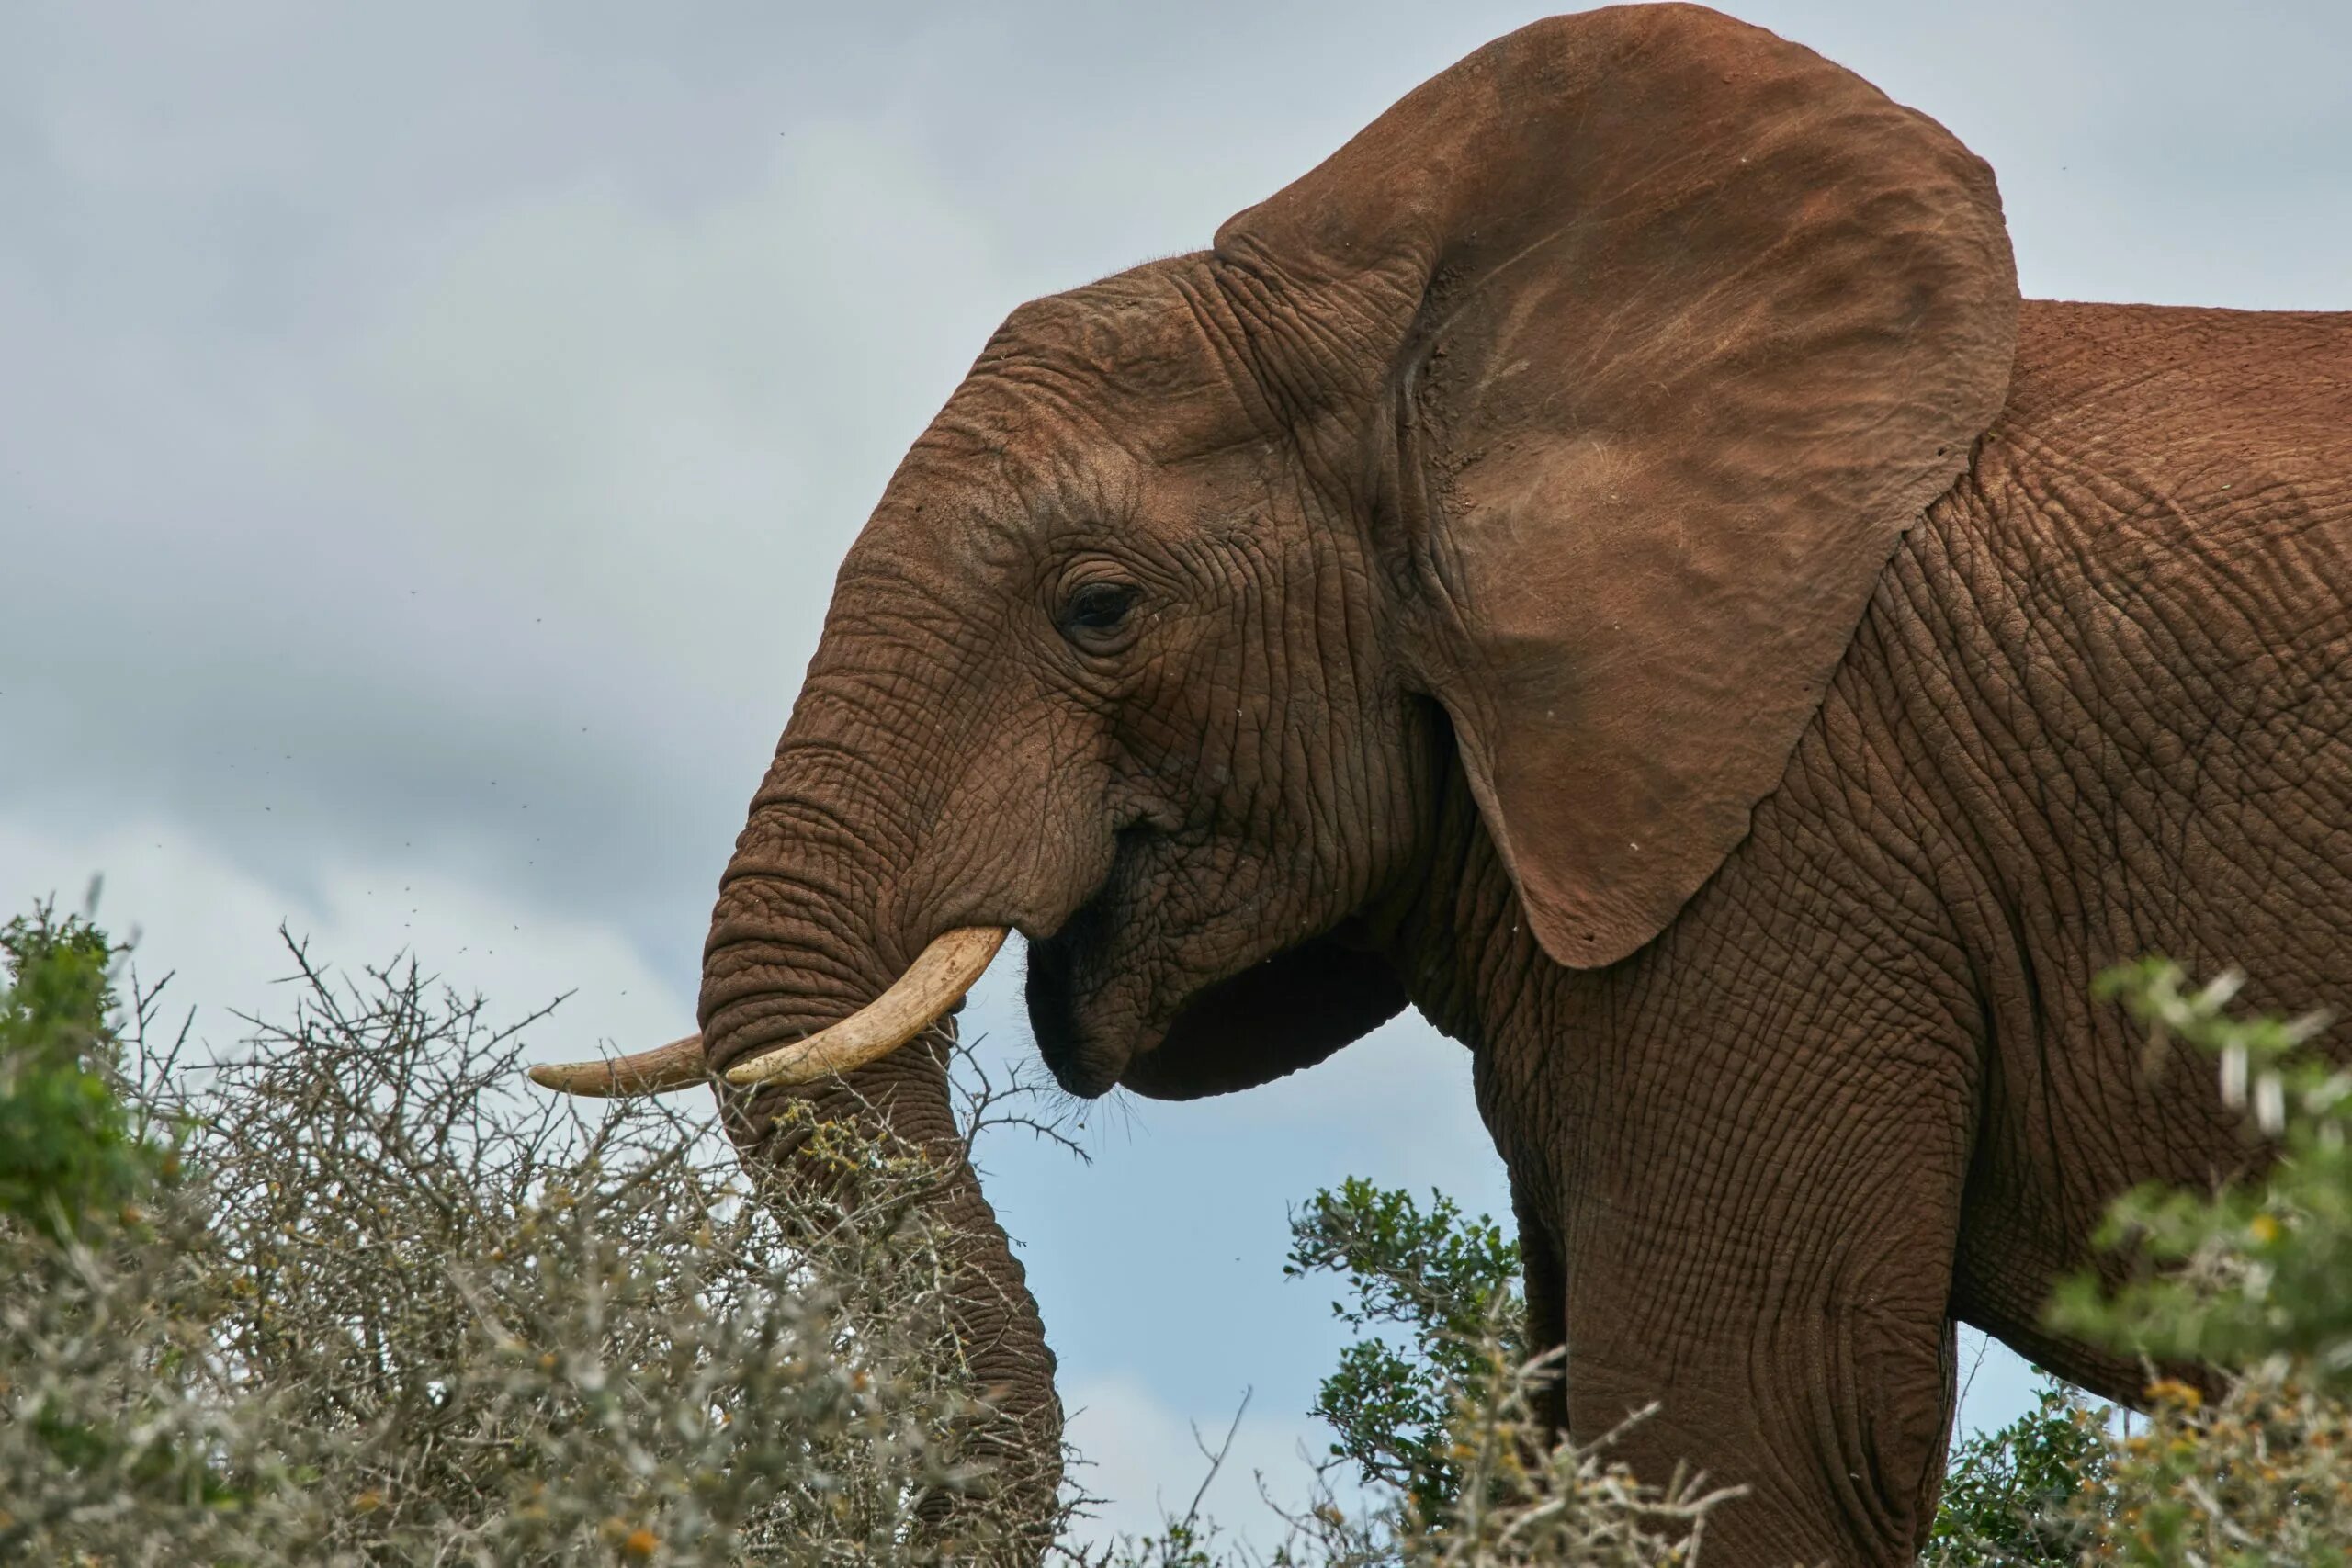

left=0, top=897, right=1065, bottom=1564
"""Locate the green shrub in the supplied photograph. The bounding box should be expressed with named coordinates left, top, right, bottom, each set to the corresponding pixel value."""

left=1284, top=1179, right=1522, bottom=1525
left=2046, top=959, right=2352, bottom=1563
left=0, top=900, right=171, bottom=1242
left=1921, top=1374, right=2107, bottom=1565
left=2049, top=960, right=2352, bottom=1382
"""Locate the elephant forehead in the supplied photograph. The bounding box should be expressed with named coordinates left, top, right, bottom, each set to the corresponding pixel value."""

left=867, top=414, right=1111, bottom=569
left=846, top=434, right=1136, bottom=603
left=975, top=258, right=1222, bottom=391
left=954, top=264, right=1261, bottom=458
left=860, top=388, right=1261, bottom=582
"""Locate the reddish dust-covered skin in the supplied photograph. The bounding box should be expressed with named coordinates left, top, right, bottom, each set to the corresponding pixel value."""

left=663, top=7, right=2352, bottom=1563
left=1393, top=301, right=2352, bottom=1562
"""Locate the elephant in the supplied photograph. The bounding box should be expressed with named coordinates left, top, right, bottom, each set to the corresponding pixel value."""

left=530, top=5, right=2352, bottom=1562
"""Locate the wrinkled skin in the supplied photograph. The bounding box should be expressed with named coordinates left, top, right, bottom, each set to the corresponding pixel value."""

left=696, top=6, right=2352, bottom=1563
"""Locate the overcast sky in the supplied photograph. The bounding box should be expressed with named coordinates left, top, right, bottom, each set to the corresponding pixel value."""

left=5, top=0, right=2347, bottom=1550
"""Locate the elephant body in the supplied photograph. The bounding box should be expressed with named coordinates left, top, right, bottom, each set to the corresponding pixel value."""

left=1420, top=299, right=2352, bottom=1561
left=530, top=9, right=2352, bottom=1564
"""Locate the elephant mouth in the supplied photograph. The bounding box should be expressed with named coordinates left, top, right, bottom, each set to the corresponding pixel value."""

left=1029, top=904, right=1403, bottom=1102
left=1025, top=820, right=1196, bottom=1096
left=1023, top=828, right=1405, bottom=1100
left=1023, top=880, right=1137, bottom=1098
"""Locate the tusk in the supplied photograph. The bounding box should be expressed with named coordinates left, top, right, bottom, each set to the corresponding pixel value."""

left=526, top=1033, right=706, bottom=1098
left=725, top=926, right=1008, bottom=1089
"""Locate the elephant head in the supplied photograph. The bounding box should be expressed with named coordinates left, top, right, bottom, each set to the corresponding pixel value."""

left=532, top=1, right=2018, bottom=1548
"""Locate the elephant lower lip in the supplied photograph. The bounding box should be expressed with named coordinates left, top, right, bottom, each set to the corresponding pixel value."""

left=1022, top=930, right=1126, bottom=1097
left=1025, top=821, right=1174, bottom=1095
left=1022, top=868, right=1148, bottom=1097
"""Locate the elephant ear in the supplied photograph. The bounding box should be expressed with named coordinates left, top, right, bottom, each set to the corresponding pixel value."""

left=1214, top=5, right=2018, bottom=967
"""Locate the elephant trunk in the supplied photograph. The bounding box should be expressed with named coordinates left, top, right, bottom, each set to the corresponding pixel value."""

left=699, top=795, right=1062, bottom=1559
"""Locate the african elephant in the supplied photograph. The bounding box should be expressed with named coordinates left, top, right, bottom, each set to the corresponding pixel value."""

left=532, top=5, right=2352, bottom=1562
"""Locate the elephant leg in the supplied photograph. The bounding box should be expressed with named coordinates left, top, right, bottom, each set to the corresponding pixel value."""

left=1538, top=1218, right=1958, bottom=1568
left=1512, top=1184, right=1569, bottom=1438
left=1556, top=1287, right=1958, bottom=1567
left=1536, top=1039, right=1972, bottom=1564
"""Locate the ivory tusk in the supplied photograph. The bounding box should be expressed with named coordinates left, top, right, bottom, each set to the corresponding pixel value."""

left=725, top=925, right=1008, bottom=1089
left=526, top=1033, right=707, bottom=1098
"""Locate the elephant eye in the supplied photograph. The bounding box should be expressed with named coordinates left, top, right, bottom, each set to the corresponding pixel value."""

left=1059, top=581, right=1141, bottom=641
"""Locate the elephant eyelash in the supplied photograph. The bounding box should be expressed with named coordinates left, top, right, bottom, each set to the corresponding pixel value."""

left=1058, top=581, right=1142, bottom=638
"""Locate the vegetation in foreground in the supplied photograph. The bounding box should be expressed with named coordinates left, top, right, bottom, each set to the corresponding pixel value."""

left=0, top=897, right=1046, bottom=1563
left=6, top=892, right=2352, bottom=1563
